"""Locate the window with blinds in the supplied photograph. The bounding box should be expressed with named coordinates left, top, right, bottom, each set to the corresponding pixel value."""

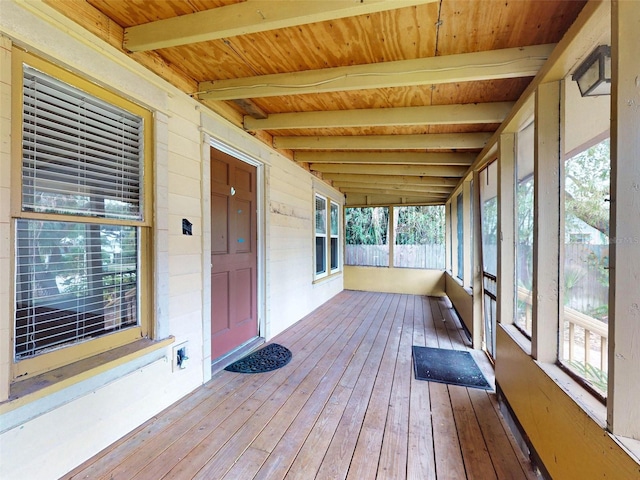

left=15, top=64, right=144, bottom=360
left=22, top=65, right=143, bottom=220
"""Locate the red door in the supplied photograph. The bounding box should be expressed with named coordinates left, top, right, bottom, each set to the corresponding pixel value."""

left=210, top=148, right=258, bottom=358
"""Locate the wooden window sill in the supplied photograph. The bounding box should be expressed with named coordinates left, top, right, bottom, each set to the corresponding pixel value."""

left=1, top=336, right=174, bottom=416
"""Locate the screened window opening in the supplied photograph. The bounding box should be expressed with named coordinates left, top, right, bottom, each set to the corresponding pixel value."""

left=15, top=62, right=145, bottom=362
left=456, top=193, right=464, bottom=280
left=561, top=137, right=610, bottom=396
left=393, top=205, right=445, bottom=269
left=515, top=122, right=535, bottom=336
left=345, top=207, right=389, bottom=267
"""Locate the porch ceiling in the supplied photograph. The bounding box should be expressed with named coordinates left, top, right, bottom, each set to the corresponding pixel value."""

left=47, top=0, right=586, bottom=206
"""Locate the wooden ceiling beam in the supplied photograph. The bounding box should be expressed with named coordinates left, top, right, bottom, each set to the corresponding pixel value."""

left=198, top=44, right=554, bottom=100
left=245, top=102, right=514, bottom=130
left=275, top=132, right=490, bottom=150
left=123, top=0, right=437, bottom=52
left=310, top=164, right=467, bottom=177
left=334, top=182, right=452, bottom=195
left=295, top=151, right=475, bottom=165
left=322, top=173, right=459, bottom=187
left=340, top=187, right=448, bottom=198
left=345, top=194, right=445, bottom=207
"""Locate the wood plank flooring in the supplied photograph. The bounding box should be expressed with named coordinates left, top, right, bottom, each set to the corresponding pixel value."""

left=63, top=291, right=537, bottom=480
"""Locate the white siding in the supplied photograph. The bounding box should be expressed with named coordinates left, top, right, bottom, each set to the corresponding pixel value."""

left=0, top=1, right=343, bottom=478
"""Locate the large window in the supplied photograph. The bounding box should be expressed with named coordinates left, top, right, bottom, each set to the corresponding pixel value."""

left=315, top=194, right=341, bottom=279
left=515, top=122, right=535, bottom=336
left=393, top=205, right=445, bottom=269
left=456, top=192, right=464, bottom=280
left=345, top=207, right=389, bottom=267
left=480, top=161, right=498, bottom=357
left=13, top=54, right=152, bottom=378
left=315, top=195, right=328, bottom=277
left=561, top=137, right=610, bottom=396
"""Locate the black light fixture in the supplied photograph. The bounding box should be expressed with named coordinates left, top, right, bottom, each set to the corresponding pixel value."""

left=572, top=45, right=611, bottom=97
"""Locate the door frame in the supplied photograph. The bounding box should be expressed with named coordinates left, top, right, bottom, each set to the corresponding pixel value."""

left=202, top=134, right=267, bottom=382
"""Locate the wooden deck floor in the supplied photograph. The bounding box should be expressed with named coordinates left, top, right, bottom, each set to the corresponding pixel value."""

left=63, top=291, right=537, bottom=480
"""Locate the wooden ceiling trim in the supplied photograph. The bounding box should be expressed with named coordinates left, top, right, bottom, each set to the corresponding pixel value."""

left=295, top=151, right=475, bottom=165
left=322, top=173, right=459, bottom=187
left=274, top=133, right=490, bottom=150
left=244, top=101, right=514, bottom=130
left=468, top=0, right=608, bottom=176
left=310, top=164, right=468, bottom=177
left=198, top=44, right=555, bottom=101
left=123, top=0, right=438, bottom=52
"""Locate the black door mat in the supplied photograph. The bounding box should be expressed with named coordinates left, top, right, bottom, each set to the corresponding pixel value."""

left=224, top=343, right=292, bottom=373
left=412, top=346, right=491, bottom=390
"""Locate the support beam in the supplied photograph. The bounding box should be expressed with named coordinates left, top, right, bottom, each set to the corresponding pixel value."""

left=340, top=187, right=448, bottom=199
left=608, top=0, right=640, bottom=440
left=294, top=151, right=475, bottom=165
left=245, top=102, right=514, bottom=130
left=199, top=44, right=555, bottom=100
left=321, top=173, right=459, bottom=187
left=275, top=133, right=490, bottom=150
left=532, top=81, right=561, bottom=364
left=345, top=194, right=445, bottom=207
left=124, top=0, right=437, bottom=52
left=310, top=164, right=467, bottom=177
left=497, top=133, right=516, bottom=328
left=333, top=182, right=452, bottom=195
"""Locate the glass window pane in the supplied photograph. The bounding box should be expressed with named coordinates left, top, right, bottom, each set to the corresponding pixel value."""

left=15, top=219, right=138, bottom=359
left=316, top=236, right=326, bottom=275
left=22, top=65, right=143, bottom=221
left=315, top=196, right=326, bottom=234
left=330, top=202, right=339, bottom=235
left=480, top=162, right=498, bottom=277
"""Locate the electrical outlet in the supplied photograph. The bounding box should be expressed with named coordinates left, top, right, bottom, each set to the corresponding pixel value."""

left=172, top=342, right=189, bottom=372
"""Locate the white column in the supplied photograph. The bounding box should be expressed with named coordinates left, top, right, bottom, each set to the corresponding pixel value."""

left=607, top=0, right=640, bottom=438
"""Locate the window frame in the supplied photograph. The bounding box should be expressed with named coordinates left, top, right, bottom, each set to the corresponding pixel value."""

left=314, top=193, right=328, bottom=279
left=330, top=200, right=340, bottom=274
left=10, top=50, right=154, bottom=381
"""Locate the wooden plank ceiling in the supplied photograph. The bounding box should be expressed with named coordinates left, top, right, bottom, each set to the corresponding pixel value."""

left=49, top=0, right=586, bottom=206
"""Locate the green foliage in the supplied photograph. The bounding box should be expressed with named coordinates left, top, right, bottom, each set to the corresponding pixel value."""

left=565, top=139, right=610, bottom=236
left=345, top=205, right=446, bottom=246
left=345, top=207, right=389, bottom=245
left=568, top=360, right=608, bottom=393
left=395, top=206, right=445, bottom=245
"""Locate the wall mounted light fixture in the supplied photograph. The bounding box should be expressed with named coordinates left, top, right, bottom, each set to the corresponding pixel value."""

left=572, top=45, right=611, bottom=97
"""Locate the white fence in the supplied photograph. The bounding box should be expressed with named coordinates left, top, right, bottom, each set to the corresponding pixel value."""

left=345, top=244, right=445, bottom=269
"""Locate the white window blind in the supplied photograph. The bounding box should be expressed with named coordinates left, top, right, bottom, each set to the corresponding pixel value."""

left=15, top=65, right=143, bottom=360
left=15, top=220, right=138, bottom=359
left=22, top=65, right=143, bottom=220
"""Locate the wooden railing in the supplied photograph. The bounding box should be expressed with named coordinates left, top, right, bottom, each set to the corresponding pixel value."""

left=517, top=286, right=608, bottom=373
